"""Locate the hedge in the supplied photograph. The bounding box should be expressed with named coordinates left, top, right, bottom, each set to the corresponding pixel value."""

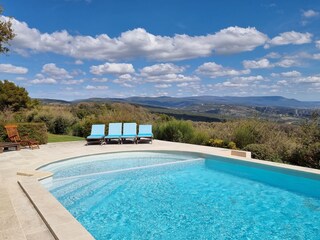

left=0, top=123, right=48, bottom=144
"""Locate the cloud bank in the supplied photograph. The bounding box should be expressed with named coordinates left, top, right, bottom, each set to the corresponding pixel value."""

left=2, top=16, right=272, bottom=61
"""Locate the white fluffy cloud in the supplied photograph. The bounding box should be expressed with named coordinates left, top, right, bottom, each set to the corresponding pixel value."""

left=296, top=75, right=320, bottom=84
left=301, top=10, right=319, bottom=26
left=243, top=57, right=299, bottom=69
left=85, top=85, right=108, bottom=90
left=29, top=63, right=82, bottom=84
left=177, top=82, right=190, bottom=87
left=215, top=82, right=249, bottom=88
left=196, top=62, right=250, bottom=78
left=140, top=63, right=199, bottom=83
left=4, top=16, right=269, bottom=61
left=209, top=27, right=268, bottom=54
left=90, top=63, right=135, bottom=75
left=277, top=80, right=288, bottom=85
left=267, top=31, right=312, bottom=47
left=280, top=71, right=301, bottom=77
left=120, top=83, right=135, bottom=88
left=62, top=79, right=84, bottom=85
left=231, top=75, right=264, bottom=82
left=243, top=58, right=271, bottom=69
left=92, top=78, right=109, bottom=82
left=0, top=64, right=28, bottom=74
left=42, top=63, right=72, bottom=79
left=75, top=60, right=84, bottom=65
left=144, top=73, right=199, bottom=83
left=265, top=52, right=281, bottom=59
left=302, top=10, right=319, bottom=18
left=30, top=78, right=57, bottom=84
left=313, top=53, right=320, bottom=60
left=316, top=40, right=320, bottom=49
left=113, top=74, right=137, bottom=88
left=275, top=59, right=298, bottom=68
left=140, top=63, right=184, bottom=76
left=155, top=84, right=172, bottom=88
left=271, top=71, right=301, bottom=78
left=215, top=75, right=263, bottom=88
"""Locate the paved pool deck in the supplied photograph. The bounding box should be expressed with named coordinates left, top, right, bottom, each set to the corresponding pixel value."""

left=0, top=140, right=319, bottom=240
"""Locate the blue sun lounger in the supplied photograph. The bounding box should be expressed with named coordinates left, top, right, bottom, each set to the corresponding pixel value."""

left=137, top=124, right=153, bottom=143
left=86, top=124, right=105, bottom=145
left=105, top=123, right=122, bottom=144
left=121, top=123, right=137, bottom=144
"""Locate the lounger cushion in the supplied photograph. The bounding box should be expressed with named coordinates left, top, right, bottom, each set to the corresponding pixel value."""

left=86, top=134, right=104, bottom=139
left=121, top=134, right=137, bottom=138
left=137, top=133, right=153, bottom=137
left=105, top=134, right=121, bottom=139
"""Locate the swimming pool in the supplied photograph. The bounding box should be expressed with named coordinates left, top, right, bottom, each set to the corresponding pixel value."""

left=40, top=151, right=320, bottom=239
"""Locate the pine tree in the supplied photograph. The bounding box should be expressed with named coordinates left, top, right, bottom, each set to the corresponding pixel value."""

left=0, top=6, right=15, bottom=54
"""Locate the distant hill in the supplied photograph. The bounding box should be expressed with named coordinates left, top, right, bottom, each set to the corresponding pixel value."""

left=36, top=95, right=320, bottom=123
left=37, top=98, right=71, bottom=104
left=67, top=96, right=320, bottom=109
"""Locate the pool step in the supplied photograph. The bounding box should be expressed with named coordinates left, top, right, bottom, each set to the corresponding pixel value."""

left=65, top=178, right=128, bottom=214
left=47, top=178, right=81, bottom=193
left=55, top=177, right=113, bottom=207
left=50, top=177, right=98, bottom=197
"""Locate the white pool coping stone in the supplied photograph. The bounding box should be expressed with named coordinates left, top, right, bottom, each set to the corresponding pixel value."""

left=1, top=139, right=319, bottom=239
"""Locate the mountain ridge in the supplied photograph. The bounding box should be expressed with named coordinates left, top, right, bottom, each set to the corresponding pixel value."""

left=37, top=95, right=320, bottom=109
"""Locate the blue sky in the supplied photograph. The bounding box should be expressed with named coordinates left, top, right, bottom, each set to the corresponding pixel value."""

left=1, top=0, right=320, bottom=101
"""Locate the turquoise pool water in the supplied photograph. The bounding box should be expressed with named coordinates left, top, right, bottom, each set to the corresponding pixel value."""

left=40, top=152, right=320, bottom=239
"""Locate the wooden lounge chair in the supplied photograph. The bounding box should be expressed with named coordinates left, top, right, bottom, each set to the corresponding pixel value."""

left=4, top=124, right=40, bottom=149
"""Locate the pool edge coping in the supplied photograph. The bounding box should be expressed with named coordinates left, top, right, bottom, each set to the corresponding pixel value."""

left=18, top=178, right=95, bottom=240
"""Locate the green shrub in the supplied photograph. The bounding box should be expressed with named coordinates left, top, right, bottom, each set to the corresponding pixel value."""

left=0, top=109, right=16, bottom=124
left=244, top=143, right=282, bottom=162
left=17, top=123, right=48, bottom=144
left=233, top=123, right=261, bottom=148
left=71, top=103, right=112, bottom=119
left=227, top=141, right=237, bottom=149
left=190, top=131, right=210, bottom=145
left=32, top=112, right=53, bottom=127
left=50, top=116, right=74, bottom=134
left=208, top=138, right=237, bottom=149
left=290, top=142, right=320, bottom=169
left=154, top=120, right=195, bottom=143
left=28, top=106, right=77, bottom=134
left=72, top=117, right=95, bottom=137
left=0, top=123, right=48, bottom=144
left=244, top=144, right=273, bottom=160
left=208, top=138, right=224, bottom=147
left=0, top=125, right=6, bottom=142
